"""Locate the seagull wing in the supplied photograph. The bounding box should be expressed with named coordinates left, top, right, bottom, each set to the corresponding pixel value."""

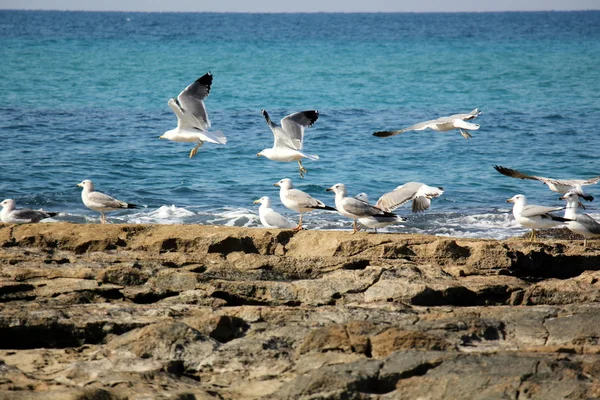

left=343, top=197, right=392, bottom=217
left=279, top=110, right=319, bottom=150
left=87, top=191, right=129, bottom=209
left=176, top=73, right=213, bottom=131
left=520, top=204, right=564, bottom=218
left=375, top=182, right=424, bottom=212
left=11, top=209, right=51, bottom=223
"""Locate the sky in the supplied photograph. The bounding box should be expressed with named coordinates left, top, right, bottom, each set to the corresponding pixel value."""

left=1, top=0, right=599, bottom=13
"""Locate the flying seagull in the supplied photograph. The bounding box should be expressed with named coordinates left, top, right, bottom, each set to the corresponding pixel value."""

left=372, top=182, right=444, bottom=213
left=160, top=72, right=227, bottom=158
left=274, top=178, right=335, bottom=231
left=326, top=183, right=398, bottom=234
left=506, top=194, right=567, bottom=242
left=560, top=191, right=600, bottom=248
left=494, top=165, right=599, bottom=201
left=77, top=180, right=138, bottom=224
left=257, top=110, right=320, bottom=178
left=374, top=108, right=481, bottom=140
left=253, top=196, right=296, bottom=229
left=0, top=199, right=58, bottom=223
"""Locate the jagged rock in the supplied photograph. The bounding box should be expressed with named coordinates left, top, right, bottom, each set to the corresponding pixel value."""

left=1, top=224, right=600, bottom=399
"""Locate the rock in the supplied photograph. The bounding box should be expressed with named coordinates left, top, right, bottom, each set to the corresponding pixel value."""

left=1, top=224, right=600, bottom=399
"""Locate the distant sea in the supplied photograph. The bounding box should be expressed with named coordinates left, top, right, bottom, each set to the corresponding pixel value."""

left=1, top=10, right=599, bottom=238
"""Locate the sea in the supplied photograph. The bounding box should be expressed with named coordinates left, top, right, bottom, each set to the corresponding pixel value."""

left=1, top=10, right=599, bottom=239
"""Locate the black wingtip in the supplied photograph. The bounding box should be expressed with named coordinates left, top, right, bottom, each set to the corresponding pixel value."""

left=196, top=72, right=213, bottom=92
left=304, top=110, right=319, bottom=127
left=322, top=205, right=337, bottom=211
left=373, top=131, right=394, bottom=137
left=127, top=203, right=139, bottom=209
left=582, top=194, right=594, bottom=201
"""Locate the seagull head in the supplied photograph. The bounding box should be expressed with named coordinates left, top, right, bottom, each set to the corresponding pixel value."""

left=78, top=180, right=94, bottom=191
left=0, top=199, right=15, bottom=210
left=326, top=183, right=347, bottom=197
left=254, top=196, right=271, bottom=206
left=506, top=194, right=526, bottom=204
left=274, top=178, right=293, bottom=190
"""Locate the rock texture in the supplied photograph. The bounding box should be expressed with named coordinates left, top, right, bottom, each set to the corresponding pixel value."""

left=1, top=223, right=600, bottom=399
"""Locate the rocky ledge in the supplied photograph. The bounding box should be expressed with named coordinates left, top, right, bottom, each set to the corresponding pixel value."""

left=1, top=223, right=600, bottom=399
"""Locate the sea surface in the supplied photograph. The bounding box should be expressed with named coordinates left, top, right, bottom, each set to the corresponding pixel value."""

left=1, top=10, right=599, bottom=238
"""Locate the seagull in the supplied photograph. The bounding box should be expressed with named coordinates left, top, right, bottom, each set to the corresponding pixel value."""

left=274, top=178, right=336, bottom=231
left=160, top=72, right=227, bottom=158
left=559, top=191, right=600, bottom=248
left=373, top=108, right=481, bottom=140
left=77, top=180, right=138, bottom=224
left=371, top=182, right=444, bottom=213
left=494, top=165, right=599, bottom=201
left=0, top=199, right=58, bottom=224
left=257, top=110, right=319, bottom=178
left=326, top=183, right=398, bottom=234
left=354, top=193, right=407, bottom=231
left=506, top=194, right=567, bottom=242
left=253, top=196, right=296, bottom=229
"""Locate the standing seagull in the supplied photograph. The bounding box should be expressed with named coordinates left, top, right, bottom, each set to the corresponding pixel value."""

left=354, top=193, right=407, bottom=231
left=257, top=110, right=319, bottom=178
left=327, top=183, right=398, bottom=233
left=160, top=72, right=227, bottom=158
left=253, top=196, right=296, bottom=229
left=559, top=191, right=600, bottom=248
left=373, top=108, right=481, bottom=140
left=372, top=182, right=444, bottom=213
left=77, top=180, right=138, bottom=224
left=0, top=199, right=58, bottom=224
left=494, top=165, right=600, bottom=201
left=274, top=178, right=335, bottom=231
left=506, top=194, right=567, bottom=242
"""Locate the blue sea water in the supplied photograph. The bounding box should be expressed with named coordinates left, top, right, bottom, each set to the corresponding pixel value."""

left=1, top=10, right=599, bottom=238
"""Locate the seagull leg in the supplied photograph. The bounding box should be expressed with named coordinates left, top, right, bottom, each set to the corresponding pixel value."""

left=189, top=140, right=204, bottom=158
left=584, top=238, right=588, bottom=249
left=100, top=212, right=106, bottom=224
left=530, top=229, right=536, bottom=242
left=352, top=220, right=359, bottom=234
left=293, top=213, right=303, bottom=231
left=459, top=129, right=472, bottom=139
left=298, top=160, right=308, bottom=179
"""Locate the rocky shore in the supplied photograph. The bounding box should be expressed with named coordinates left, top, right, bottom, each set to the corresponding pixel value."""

left=1, top=223, right=600, bottom=399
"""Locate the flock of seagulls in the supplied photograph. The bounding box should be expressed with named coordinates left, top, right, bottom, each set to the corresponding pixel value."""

left=1, top=71, right=599, bottom=246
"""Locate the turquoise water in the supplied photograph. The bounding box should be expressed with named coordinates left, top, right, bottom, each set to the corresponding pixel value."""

left=1, top=10, right=599, bottom=238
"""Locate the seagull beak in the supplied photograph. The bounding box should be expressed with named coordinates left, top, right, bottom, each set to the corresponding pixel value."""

left=256, top=153, right=261, bottom=157
left=159, top=135, right=165, bottom=139
left=559, top=195, right=566, bottom=200
left=506, top=198, right=514, bottom=203
left=77, top=183, right=83, bottom=187
left=326, top=188, right=333, bottom=192
left=273, top=183, right=280, bottom=187
left=253, top=199, right=261, bottom=204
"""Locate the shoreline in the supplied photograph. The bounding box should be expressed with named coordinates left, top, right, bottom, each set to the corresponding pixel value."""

left=1, top=223, right=600, bottom=399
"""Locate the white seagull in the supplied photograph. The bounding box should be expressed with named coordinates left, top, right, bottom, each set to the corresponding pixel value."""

left=506, top=194, right=567, bottom=242
left=253, top=196, right=296, bottom=229
left=354, top=193, right=407, bottom=231
left=274, top=178, right=336, bottom=231
left=77, top=180, right=138, bottom=224
left=257, top=110, right=320, bottom=178
left=494, top=165, right=600, bottom=201
left=326, top=183, right=398, bottom=234
left=559, top=191, right=600, bottom=248
left=372, top=182, right=444, bottom=213
left=160, top=72, right=227, bottom=158
left=0, top=199, right=58, bottom=224
left=374, top=108, right=481, bottom=140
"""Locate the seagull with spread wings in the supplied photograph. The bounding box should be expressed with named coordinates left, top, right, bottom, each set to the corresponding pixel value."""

left=494, top=165, right=600, bottom=201
left=372, top=182, right=444, bottom=213
left=257, top=110, right=319, bottom=178
left=160, top=72, right=226, bottom=158
left=373, top=108, right=481, bottom=140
